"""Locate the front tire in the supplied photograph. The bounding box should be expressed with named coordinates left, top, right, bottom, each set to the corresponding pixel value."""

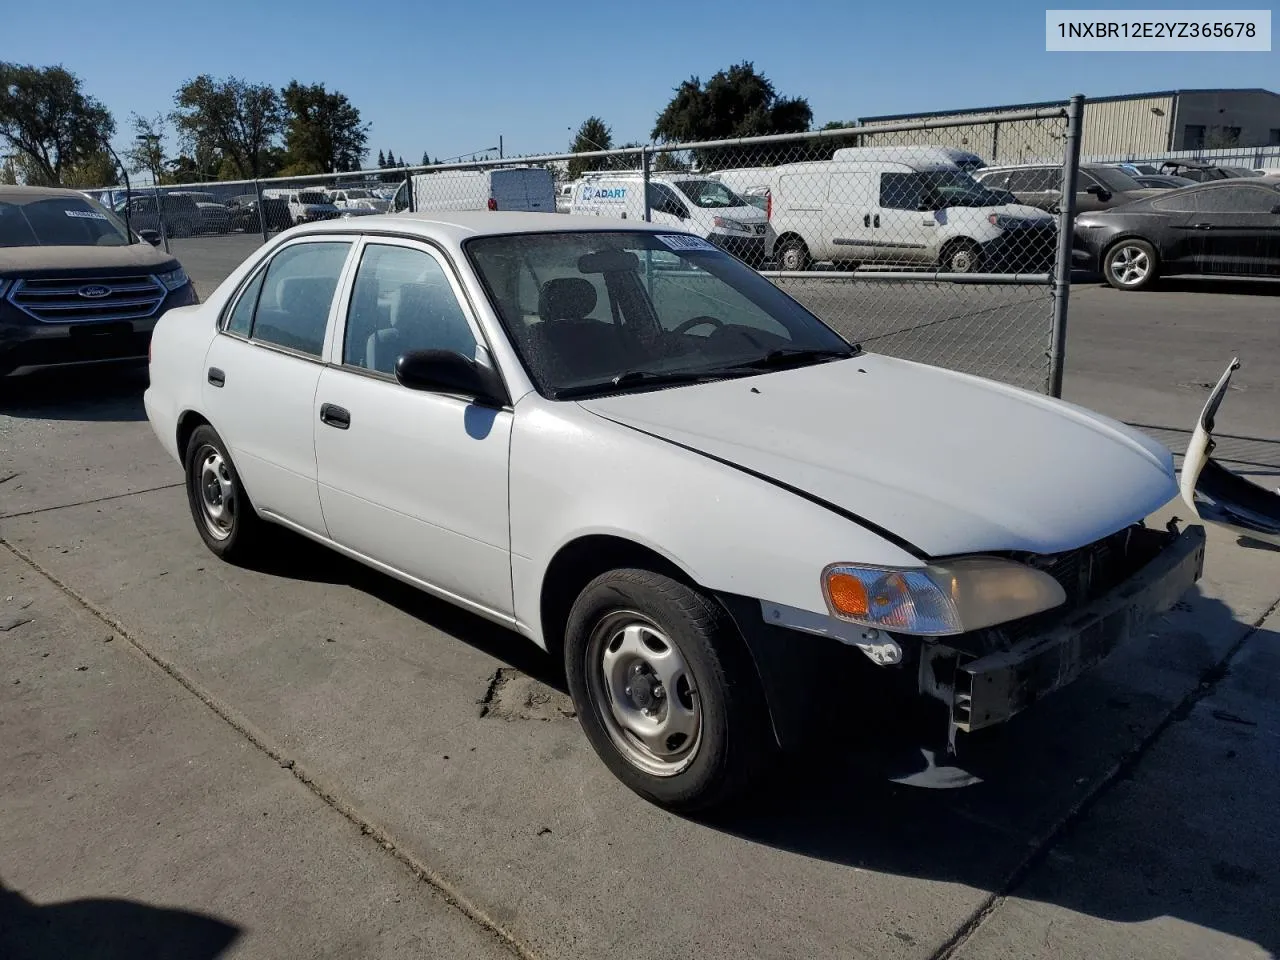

left=183, top=424, right=267, bottom=562
left=1102, top=239, right=1158, bottom=290
left=940, top=239, right=982, bottom=273
left=564, top=568, right=773, bottom=811
left=776, top=238, right=811, bottom=272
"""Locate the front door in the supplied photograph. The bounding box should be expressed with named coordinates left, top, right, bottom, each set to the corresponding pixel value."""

left=313, top=239, right=513, bottom=617
left=201, top=237, right=356, bottom=536
left=871, top=172, right=937, bottom=265
left=1191, top=183, right=1280, bottom=277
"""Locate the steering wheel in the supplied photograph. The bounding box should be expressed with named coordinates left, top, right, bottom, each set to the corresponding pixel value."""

left=672, top=315, right=723, bottom=336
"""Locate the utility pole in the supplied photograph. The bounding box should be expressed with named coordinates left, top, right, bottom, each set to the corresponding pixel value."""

left=499, top=136, right=503, bottom=159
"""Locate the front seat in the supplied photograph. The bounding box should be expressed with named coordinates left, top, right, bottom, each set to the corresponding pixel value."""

left=536, top=278, right=625, bottom=380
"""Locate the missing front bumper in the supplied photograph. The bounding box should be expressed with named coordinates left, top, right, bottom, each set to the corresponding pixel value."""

left=947, top=523, right=1205, bottom=733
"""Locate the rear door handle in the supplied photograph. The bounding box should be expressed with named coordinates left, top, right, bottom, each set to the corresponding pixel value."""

left=319, top=403, right=350, bottom=429
left=863, top=214, right=871, bottom=227
left=1191, top=222, right=1213, bottom=230
left=873, top=214, right=881, bottom=228
left=207, top=367, right=225, bottom=387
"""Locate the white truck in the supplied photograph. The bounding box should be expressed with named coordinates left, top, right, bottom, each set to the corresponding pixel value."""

left=392, top=166, right=556, bottom=214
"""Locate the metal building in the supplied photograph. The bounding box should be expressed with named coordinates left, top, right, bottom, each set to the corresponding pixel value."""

left=853, top=89, right=1280, bottom=164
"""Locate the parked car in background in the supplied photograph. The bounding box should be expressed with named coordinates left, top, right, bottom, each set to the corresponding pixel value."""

left=329, top=188, right=390, bottom=215
left=1156, top=160, right=1234, bottom=182
left=226, top=194, right=293, bottom=233
left=261, top=189, right=341, bottom=226
left=831, top=145, right=988, bottom=173
left=0, top=186, right=196, bottom=377
left=1074, top=178, right=1280, bottom=290
left=767, top=159, right=1056, bottom=272
left=556, top=183, right=574, bottom=213
left=171, top=191, right=232, bottom=234
left=115, top=192, right=203, bottom=238
left=973, top=163, right=1163, bottom=214
left=571, top=174, right=768, bottom=265
left=393, top=166, right=556, bottom=215
left=143, top=211, right=1204, bottom=810
left=1130, top=174, right=1197, bottom=189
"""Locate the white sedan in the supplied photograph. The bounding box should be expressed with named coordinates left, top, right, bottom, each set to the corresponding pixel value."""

left=145, top=211, right=1206, bottom=810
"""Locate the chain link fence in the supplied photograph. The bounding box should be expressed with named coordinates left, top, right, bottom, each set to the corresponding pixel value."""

left=96, top=99, right=1085, bottom=395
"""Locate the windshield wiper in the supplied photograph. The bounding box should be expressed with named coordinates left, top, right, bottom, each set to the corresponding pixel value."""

left=551, top=369, right=726, bottom=400
left=727, top=346, right=859, bottom=371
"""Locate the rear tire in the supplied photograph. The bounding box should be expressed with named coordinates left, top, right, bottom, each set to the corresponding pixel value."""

left=1102, top=239, right=1158, bottom=291
left=183, top=425, right=267, bottom=563
left=564, top=568, right=773, bottom=811
left=776, top=239, right=811, bottom=272
left=940, top=239, right=982, bottom=274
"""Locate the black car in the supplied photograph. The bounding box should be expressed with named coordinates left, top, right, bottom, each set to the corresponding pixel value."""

left=226, top=194, right=292, bottom=233
left=1073, top=179, right=1280, bottom=291
left=0, top=186, right=198, bottom=378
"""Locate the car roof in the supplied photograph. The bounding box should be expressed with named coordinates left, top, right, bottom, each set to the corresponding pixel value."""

left=0, top=184, right=100, bottom=204
left=291, top=210, right=671, bottom=242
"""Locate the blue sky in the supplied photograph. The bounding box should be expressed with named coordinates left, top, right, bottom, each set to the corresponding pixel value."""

left=3, top=0, right=1277, bottom=168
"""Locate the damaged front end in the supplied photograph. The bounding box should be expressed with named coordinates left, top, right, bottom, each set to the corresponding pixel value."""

left=1179, top=358, right=1280, bottom=548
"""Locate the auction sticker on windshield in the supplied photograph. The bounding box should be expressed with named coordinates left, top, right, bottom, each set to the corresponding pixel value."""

left=65, top=210, right=109, bottom=220
left=656, top=235, right=718, bottom=252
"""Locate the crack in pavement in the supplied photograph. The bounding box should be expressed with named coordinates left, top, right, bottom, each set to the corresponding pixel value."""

left=930, top=591, right=1280, bottom=960
left=0, top=482, right=185, bottom=520
left=0, top=534, right=542, bottom=960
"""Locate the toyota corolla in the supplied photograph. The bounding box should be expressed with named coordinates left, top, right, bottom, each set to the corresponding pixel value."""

left=144, top=211, right=1205, bottom=810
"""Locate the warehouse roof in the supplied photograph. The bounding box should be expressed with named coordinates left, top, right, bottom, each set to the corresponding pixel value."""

left=858, top=89, right=1280, bottom=124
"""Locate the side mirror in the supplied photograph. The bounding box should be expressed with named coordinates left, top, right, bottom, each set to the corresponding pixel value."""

left=395, top=349, right=507, bottom=407
left=1271, top=203, right=1280, bottom=214
left=1085, top=184, right=1110, bottom=199
left=137, top=229, right=161, bottom=246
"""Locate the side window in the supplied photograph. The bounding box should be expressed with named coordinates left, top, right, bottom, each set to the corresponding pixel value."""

left=880, top=173, right=924, bottom=210
left=1151, top=191, right=1199, bottom=214
left=342, top=243, right=477, bottom=375
left=1197, top=186, right=1278, bottom=213
left=224, top=268, right=265, bottom=336
left=647, top=183, right=686, bottom=217
left=251, top=241, right=352, bottom=357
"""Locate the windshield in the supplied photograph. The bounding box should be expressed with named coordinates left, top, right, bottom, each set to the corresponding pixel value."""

left=920, top=170, right=1008, bottom=208
left=674, top=180, right=748, bottom=209
left=466, top=231, right=856, bottom=399
left=188, top=193, right=216, bottom=203
left=342, top=189, right=372, bottom=199
left=297, top=192, right=329, bottom=205
left=0, top=196, right=131, bottom=248
left=1089, top=167, right=1144, bottom=192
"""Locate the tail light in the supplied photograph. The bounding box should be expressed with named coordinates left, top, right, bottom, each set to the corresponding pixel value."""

left=487, top=197, right=498, bottom=211
left=766, top=191, right=772, bottom=220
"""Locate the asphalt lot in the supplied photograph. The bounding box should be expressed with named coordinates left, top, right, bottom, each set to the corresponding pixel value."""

left=2, top=235, right=1278, bottom=959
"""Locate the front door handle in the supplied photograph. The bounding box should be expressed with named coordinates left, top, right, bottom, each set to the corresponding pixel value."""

left=1191, top=222, right=1213, bottom=230
left=873, top=214, right=881, bottom=228
left=207, top=367, right=225, bottom=387
left=319, top=403, right=350, bottom=429
left=863, top=214, right=870, bottom=227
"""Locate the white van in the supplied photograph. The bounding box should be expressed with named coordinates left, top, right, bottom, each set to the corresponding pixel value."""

left=393, top=166, right=555, bottom=214
left=569, top=174, right=768, bottom=265
left=831, top=145, right=988, bottom=172
left=766, top=159, right=1055, bottom=272
left=261, top=188, right=340, bottom=226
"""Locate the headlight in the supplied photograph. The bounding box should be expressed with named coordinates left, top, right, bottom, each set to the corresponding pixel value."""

left=821, top=558, right=1065, bottom=636
left=156, top=267, right=189, bottom=291
left=713, top=216, right=752, bottom=233
left=987, top=214, right=1026, bottom=230
left=0, top=279, right=10, bottom=298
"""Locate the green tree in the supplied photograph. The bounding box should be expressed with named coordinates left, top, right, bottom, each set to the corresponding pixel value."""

left=281, top=81, right=368, bottom=174
left=60, top=149, right=117, bottom=188
left=567, top=116, right=614, bottom=179
left=421, top=150, right=430, bottom=166
left=0, top=62, right=115, bottom=186
left=377, top=149, right=386, bottom=167
left=651, top=62, right=812, bottom=169
left=173, top=75, right=283, bottom=179
left=124, top=112, right=169, bottom=185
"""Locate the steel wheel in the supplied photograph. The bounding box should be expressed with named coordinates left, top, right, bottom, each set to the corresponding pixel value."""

left=586, top=610, right=702, bottom=777
left=194, top=443, right=236, bottom=541
left=944, top=241, right=981, bottom=273
left=1107, top=243, right=1152, bottom=287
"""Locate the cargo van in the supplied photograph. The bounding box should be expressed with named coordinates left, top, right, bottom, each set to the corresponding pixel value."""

left=831, top=145, right=988, bottom=172
left=766, top=159, right=1055, bottom=272
left=569, top=174, right=768, bottom=265
left=261, top=188, right=340, bottom=226
left=391, top=166, right=555, bottom=214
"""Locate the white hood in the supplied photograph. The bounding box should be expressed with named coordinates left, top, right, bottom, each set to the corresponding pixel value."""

left=579, top=355, right=1177, bottom=558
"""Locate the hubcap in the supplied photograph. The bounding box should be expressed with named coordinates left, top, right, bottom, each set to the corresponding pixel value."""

left=586, top=611, right=701, bottom=777
left=950, top=248, right=976, bottom=272
left=195, top=444, right=236, bottom=541
left=1110, top=245, right=1150, bottom=285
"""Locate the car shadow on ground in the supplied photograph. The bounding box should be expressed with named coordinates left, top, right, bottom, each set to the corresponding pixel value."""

left=0, top=881, right=241, bottom=959
left=1152, top=276, right=1280, bottom=297
left=0, top=366, right=148, bottom=422
left=243, top=534, right=1280, bottom=956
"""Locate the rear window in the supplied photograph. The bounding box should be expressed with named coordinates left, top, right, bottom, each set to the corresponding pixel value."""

left=297, top=192, right=329, bottom=205
left=0, top=196, right=131, bottom=248
left=674, top=180, right=747, bottom=209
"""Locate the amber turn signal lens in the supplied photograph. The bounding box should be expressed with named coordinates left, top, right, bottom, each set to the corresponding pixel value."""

left=826, top=572, right=869, bottom=617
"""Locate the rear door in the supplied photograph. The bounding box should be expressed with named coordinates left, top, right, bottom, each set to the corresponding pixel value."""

left=201, top=236, right=357, bottom=536
left=1005, top=167, right=1061, bottom=212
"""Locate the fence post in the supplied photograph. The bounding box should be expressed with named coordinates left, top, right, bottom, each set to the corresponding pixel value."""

left=404, top=167, right=415, bottom=212
left=1048, top=94, right=1084, bottom=399
left=253, top=179, right=268, bottom=243
left=152, top=185, right=171, bottom=254
left=641, top=147, right=651, bottom=222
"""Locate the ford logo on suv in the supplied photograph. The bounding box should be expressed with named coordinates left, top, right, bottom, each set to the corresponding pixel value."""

left=78, top=285, right=111, bottom=299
